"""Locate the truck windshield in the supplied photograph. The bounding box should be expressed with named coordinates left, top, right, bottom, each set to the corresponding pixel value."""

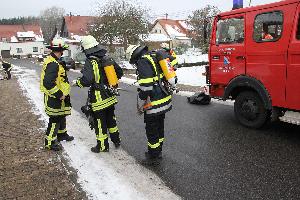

left=216, top=17, right=244, bottom=45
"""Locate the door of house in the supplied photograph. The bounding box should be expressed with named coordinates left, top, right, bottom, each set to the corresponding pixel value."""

left=1, top=50, right=11, bottom=58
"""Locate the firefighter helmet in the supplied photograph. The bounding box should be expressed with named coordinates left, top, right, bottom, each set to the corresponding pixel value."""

left=125, top=45, right=148, bottom=64
left=80, top=35, right=105, bottom=56
left=46, top=38, right=69, bottom=51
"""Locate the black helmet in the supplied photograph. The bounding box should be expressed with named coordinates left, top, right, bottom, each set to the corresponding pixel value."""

left=126, top=45, right=148, bottom=64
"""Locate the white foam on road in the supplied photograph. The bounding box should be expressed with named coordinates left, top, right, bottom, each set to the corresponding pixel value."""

left=12, top=65, right=181, bottom=200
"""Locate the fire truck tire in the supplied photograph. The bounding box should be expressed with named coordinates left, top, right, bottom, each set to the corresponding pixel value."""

left=234, top=91, right=270, bottom=129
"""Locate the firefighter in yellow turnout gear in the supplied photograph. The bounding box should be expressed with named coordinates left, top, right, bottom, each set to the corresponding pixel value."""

left=41, top=38, right=74, bottom=151
left=126, top=45, right=173, bottom=160
left=73, top=35, right=123, bottom=153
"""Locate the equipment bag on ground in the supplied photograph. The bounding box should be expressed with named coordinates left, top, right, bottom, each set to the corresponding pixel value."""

left=187, top=92, right=211, bottom=105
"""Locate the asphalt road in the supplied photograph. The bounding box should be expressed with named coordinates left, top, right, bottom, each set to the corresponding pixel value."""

left=12, top=59, right=300, bottom=200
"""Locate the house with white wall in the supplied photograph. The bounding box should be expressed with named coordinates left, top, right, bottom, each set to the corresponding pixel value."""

left=0, top=24, right=44, bottom=58
left=150, top=19, right=192, bottom=48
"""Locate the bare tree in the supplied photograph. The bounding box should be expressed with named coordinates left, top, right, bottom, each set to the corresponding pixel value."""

left=188, top=5, right=220, bottom=53
left=40, top=6, right=65, bottom=43
left=89, top=0, right=149, bottom=52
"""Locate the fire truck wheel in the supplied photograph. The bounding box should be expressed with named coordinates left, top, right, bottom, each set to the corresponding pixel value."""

left=234, top=91, right=270, bottom=129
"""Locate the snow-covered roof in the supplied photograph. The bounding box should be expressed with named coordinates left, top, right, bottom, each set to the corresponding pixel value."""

left=141, top=33, right=171, bottom=42
left=165, top=24, right=186, bottom=38
left=35, top=35, right=44, bottom=42
left=10, top=36, right=18, bottom=43
left=174, top=36, right=191, bottom=40
left=17, top=31, right=35, bottom=38
left=153, top=19, right=192, bottom=40
left=178, top=20, right=193, bottom=30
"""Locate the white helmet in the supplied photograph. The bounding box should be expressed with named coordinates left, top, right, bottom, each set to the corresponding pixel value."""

left=46, top=38, right=69, bottom=51
left=126, top=45, right=148, bottom=64
left=81, top=35, right=99, bottom=51
left=125, top=45, right=139, bottom=61
left=160, top=42, right=170, bottom=49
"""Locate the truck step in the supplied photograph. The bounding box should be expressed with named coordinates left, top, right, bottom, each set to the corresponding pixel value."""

left=279, top=111, right=300, bottom=125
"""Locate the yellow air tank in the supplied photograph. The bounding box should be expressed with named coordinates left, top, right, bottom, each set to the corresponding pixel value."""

left=159, top=58, right=176, bottom=81
left=104, top=65, right=118, bottom=87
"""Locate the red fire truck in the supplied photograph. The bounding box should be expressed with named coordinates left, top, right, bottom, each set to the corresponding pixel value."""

left=208, top=0, right=300, bottom=128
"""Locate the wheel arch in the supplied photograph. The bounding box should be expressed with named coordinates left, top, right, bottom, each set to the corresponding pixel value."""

left=224, top=75, right=272, bottom=110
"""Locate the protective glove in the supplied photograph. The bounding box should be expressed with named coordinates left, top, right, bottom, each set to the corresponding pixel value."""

left=71, top=79, right=77, bottom=87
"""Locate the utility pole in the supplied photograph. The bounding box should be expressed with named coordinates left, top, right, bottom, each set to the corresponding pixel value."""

left=249, top=0, right=252, bottom=6
left=165, top=13, right=168, bottom=20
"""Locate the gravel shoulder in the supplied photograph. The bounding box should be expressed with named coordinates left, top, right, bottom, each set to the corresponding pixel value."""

left=0, top=77, right=87, bottom=200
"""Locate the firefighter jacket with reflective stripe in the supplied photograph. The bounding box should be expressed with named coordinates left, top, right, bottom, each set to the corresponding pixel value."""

left=76, top=56, right=123, bottom=112
left=2, top=61, right=12, bottom=71
left=137, top=53, right=172, bottom=116
left=40, top=53, right=71, bottom=116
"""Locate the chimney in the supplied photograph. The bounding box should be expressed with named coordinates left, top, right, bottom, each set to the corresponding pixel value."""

left=70, top=12, right=72, bottom=23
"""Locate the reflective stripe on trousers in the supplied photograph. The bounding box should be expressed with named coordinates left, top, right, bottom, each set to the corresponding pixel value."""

left=46, top=123, right=57, bottom=148
left=96, top=119, right=108, bottom=151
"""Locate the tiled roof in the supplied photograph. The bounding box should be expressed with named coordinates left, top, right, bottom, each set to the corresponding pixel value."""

left=0, top=25, right=42, bottom=42
left=154, top=19, right=189, bottom=38
left=63, top=16, right=95, bottom=36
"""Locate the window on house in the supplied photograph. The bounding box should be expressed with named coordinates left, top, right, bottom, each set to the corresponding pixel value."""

left=17, top=48, right=23, bottom=53
left=160, top=30, right=162, bottom=33
left=253, top=11, right=283, bottom=42
left=33, top=47, right=38, bottom=53
left=2, top=38, right=7, bottom=42
left=216, top=17, right=244, bottom=44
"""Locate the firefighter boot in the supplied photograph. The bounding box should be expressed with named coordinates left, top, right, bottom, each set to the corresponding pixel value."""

left=49, top=142, right=62, bottom=151
left=91, top=141, right=109, bottom=153
left=109, top=131, right=121, bottom=148
left=113, top=141, right=121, bottom=149
left=45, top=139, right=62, bottom=151
left=143, top=152, right=162, bottom=166
left=57, top=132, right=74, bottom=142
left=144, top=151, right=162, bottom=160
left=112, top=137, right=121, bottom=149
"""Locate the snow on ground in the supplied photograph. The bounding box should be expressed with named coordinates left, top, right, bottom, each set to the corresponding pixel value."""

left=12, top=65, right=181, bottom=200
left=176, top=65, right=206, bottom=86
left=177, top=53, right=208, bottom=64
left=119, top=61, right=135, bottom=69
left=117, top=53, right=208, bottom=69
left=64, top=65, right=233, bottom=106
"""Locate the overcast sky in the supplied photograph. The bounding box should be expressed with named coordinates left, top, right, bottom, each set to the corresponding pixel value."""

left=0, top=0, right=280, bottom=19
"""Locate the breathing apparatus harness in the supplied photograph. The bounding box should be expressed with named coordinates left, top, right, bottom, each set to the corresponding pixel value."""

left=147, top=52, right=177, bottom=95
left=136, top=52, right=176, bottom=115
left=88, top=56, right=119, bottom=97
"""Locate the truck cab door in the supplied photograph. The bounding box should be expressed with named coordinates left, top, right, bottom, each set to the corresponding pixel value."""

left=287, top=6, right=300, bottom=110
left=209, top=14, right=245, bottom=97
